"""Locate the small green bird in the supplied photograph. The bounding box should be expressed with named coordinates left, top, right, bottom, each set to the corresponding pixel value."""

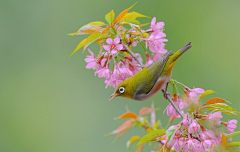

left=109, top=42, right=192, bottom=101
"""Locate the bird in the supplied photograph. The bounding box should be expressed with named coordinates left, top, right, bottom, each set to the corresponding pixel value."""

left=109, top=42, right=192, bottom=101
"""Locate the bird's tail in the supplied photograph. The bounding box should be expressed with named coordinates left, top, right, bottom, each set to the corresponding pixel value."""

left=179, top=42, right=192, bottom=54
left=167, top=42, right=192, bottom=65
left=163, top=42, right=192, bottom=75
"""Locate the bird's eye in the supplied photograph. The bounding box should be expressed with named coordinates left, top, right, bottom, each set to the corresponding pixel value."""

left=119, top=87, right=125, bottom=94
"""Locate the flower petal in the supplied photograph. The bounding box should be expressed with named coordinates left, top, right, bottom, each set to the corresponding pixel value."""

left=103, top=45, right=111, bottom=51
left=86, top=62, right=96, bottom=69
left=106, top=38, right=113, bottom=44
left=115, top=44, right=123, bottom=50
left=111, top=49, right=118, bottom=54
left=113, top=37, right=120, bottom=44
left=151, top=17, right=156, bottom=27
left=88, top=48, right=94, bottom=56
left=155, top=22, right=165, bottom=29
left=132, top=41, right=138, bottom=47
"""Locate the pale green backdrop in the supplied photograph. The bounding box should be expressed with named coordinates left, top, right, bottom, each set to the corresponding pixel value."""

left=1, top=0, right=240, bottom=152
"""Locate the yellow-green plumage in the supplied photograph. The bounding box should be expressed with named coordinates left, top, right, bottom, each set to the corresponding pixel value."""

left=109, top=42, right=192, bottom=101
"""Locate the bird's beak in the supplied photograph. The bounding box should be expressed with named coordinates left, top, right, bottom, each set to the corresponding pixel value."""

left=108, top=92, right=119, bottom=101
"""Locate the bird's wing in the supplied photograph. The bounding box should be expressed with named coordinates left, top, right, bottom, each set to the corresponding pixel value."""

left=133, top=51, right=173, bottom=100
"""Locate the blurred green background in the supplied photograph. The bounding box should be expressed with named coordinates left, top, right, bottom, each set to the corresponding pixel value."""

left=1, top=0, right=240, bottom=151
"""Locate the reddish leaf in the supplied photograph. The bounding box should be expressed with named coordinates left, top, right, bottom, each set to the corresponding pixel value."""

left=136, top=144, right=144, bottom=152
left=221, top=133, right=227, bottom=147
left=77, top=26, right=103, bottom=35
left=159, top=142, right=171, bottom=152
left=204, top=98, right=227, bottom=105
left=114, top=3, right=137, bottom=24
left=69, top=21, right=105, bottom=36
left=118, top=111, right=137, bottom=119
left=139, top=107, right=159, bottom=116
left=108, top=120, right=134, bottom=138
left=139, top=107, right=153, bottom=116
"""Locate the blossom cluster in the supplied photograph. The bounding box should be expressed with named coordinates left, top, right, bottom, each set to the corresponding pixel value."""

left=161, top=85, right=238, bottom=152
left=108, top=83, right=239, bottom=152
left=84, top=17, right=167, bottom=88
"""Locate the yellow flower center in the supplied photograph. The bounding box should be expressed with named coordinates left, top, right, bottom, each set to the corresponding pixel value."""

left=111, top=44, right=116, bottom=49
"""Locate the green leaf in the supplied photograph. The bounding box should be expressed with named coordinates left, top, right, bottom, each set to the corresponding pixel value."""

left=70, top=21, right=105, bottom=36
left=226, top=131, right=240, bottom=140
left=114, top=3, right=137, bottom=24
left=105, top=10, right=115, bottom=26
left=152, top=120, right=160, bottom=130
left=227, top=142, right=240, bottom=147
left=166, top=126, right=179, bottom=146
left=69, top=38, right=87, bottom=57
left=133, top=129, right=165, bottom=151
left=83, top=32, right=102, bottom=51
left=207, top=103, right=239, bottom=115
left=122, top=12, right=150, bottom=20
left=123, top=19, right=140, bottom=25
left=126, top=136, right=141, bottom=148
left=198, top=90, right=216, bottom=101
left=229, top=150, right=240, bottom=152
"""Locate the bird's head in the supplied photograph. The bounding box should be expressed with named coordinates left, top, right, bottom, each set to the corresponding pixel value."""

left=108, top=78, right=135, bottom=101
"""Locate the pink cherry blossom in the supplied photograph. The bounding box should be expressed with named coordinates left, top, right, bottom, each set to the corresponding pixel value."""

left=103, top=38, right=123, bottom=54
left=182, top=114, right=189, bottom=127
left=132, top=40, right=138, bottom=47
left=146, top=31, right=168, bottom=54
left=97, top=68, right=111, bottom=80
left=201, top=130, right=217, bottom=140
left=150, top=17, right=164, bottom=32
left=147, top=17, right=165, bottom=32
left=124, top=53, right=142, bottom=75
left=189, top=88, right=204, bottom=103
left=85, top=49, right=98, bottom=69
left=145, top=52, right=154, bottom=66
left=188, top=120, right=200, bottom=133
left=202, top=140, right=214, bottom=151
left=208, top=111, right=222, bottom=126
left=226, top=119, right=238, bottom=133
left=186, top=138, right=200, bottom=152
left=108, top=62, right=133, bottom=88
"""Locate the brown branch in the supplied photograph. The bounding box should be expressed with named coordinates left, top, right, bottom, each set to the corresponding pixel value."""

left=122, top=43, right=145, bottom=68
left=161, top=89, right=184, bottom=118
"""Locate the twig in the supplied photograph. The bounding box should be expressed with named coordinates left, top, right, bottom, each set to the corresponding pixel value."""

left=161, top=89, right=184, bottom=118
left=122, top=43, right=145, bottom=68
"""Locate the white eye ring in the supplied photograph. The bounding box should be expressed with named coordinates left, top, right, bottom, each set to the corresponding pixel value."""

left=119, top=87, right=125, bottom=94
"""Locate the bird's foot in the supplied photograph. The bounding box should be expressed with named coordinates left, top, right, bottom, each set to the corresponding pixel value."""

left=164, top=91, right=170, bottom=100
left=161, top=89, right=170, bottom=100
